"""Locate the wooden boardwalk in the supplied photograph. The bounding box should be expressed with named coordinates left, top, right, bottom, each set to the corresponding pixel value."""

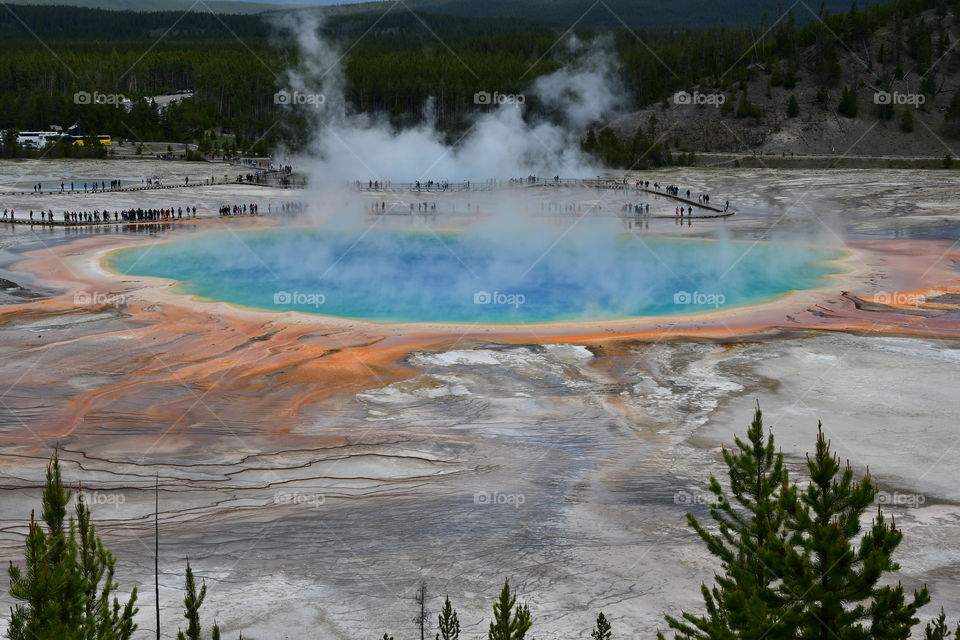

left=540, top=178, right=729, bottom=214
left=0, top=213, right=271, bottom=228
left=356, top=177, right=733, bottom=216
left=0, top=179, right=302, bottom=197
left=1, top=175, right=733, bottom=228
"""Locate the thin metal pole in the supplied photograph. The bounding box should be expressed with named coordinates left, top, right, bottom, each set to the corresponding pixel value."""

left=155, top=473, right=160, bottom=640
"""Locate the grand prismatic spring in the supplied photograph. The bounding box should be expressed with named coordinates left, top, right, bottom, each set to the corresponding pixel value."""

left=107, top=230, right=844, bottom=323
left=1, top=162, right=960, bottom=639
left=3, top=1, right=960, bottom=637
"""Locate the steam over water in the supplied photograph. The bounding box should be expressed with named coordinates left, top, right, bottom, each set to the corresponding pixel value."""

left=274, top=14, right=622, bottom=186
left=109, top=229, right=843, bottom=322
left=248, top=13, right=851, bottom=325
left=127, top=18, right=847, bottom=326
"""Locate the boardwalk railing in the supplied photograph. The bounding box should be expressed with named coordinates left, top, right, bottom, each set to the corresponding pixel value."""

left=2, top=175, right=731, bottom=219
left=2, top=181, right=235, bottom=197
left=353, top=180, right=521, bottom=193
left=355, top=177, right=731, bottom=214
left=1, top=171, right=303, bottom=197
left=0, top=210, right=304, bottom=228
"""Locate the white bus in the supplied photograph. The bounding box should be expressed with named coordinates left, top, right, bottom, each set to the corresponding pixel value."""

left=16, top=131, right=64, bottom=149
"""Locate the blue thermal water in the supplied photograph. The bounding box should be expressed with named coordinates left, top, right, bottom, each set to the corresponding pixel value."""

left=108, top=228, right=843, bottom=323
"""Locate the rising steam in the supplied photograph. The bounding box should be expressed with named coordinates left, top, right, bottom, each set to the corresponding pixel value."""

left=273, top=13, right=625, bottom=184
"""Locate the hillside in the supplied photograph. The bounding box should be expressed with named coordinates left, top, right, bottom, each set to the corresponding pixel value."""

left=0, top=3, right=558, bottom=40
left=6, top=0, right=312, bottom=14
left=597, top=0, right=960, bottom=160
left=9, top=0, right=898, bottom=29
left=0, top=4, right=266, bottom=38
left=327, top=0, right=897, bottom=29
left=0, top=0, right=949, bottom=161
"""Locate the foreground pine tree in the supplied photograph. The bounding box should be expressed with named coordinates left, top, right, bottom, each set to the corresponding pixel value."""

left=661, top=409, right=934, bottom=640
left=925, top=610, right=960, bottom=640
left=177, top=561, right=221, bottom=640
left=436, top=595, right=461, bottom=640
left=488, top=580, right=532, bottom=640
left=778, top=426, right=929, bottom=639
left=591, top=611, right=612, bottom=640
left=659, top=404, right=792, bottom=640
left=6, top=452, right=138, bottom=640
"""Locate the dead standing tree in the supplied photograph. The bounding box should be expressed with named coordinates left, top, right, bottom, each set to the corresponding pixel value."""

left=414, top=581, right=428, bottom=640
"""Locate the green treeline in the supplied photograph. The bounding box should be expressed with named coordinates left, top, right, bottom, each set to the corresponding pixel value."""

left=0, top=4, right=265, bottom=40
left=0, top=41, right=291, bottom=154
left=0, top=0, right=896, bottom=40
left=345, top=0, right=895, bottom=30
left=0, top=0, right=956, bottom=157
left=7, top=407, right=960, bottom=639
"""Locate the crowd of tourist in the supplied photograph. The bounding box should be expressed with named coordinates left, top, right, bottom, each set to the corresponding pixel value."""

left=217, top=201, right=305, bottom=216
left=20, top=164, right=299, bottom=195
left=369, top=201, right=438, bottom=213
left=1, top=206, right=198, bottom=224
left=621, top=203, right=652, bottom=215
left=219, top=203, right=259, bottom=216
left=270, top=201, right=305, bottom=214
left=356, top=179, right=479, bottom=192
left=508, top=175, right=543, bottom=185
left=352, top=175, right=729, bottom=213
left=236, top=165, right=295, bottom=185
left=2, top=200, right=306, bottom=225
left=20, top=175, right=249, bottom=194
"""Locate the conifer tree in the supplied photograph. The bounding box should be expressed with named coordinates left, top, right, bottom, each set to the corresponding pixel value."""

left=945, top=91, right=960, bottom=138
left=777, top=426, right=929, bottom=639
left=436, top=596, right=460, bottom=640
left=176, top=561, right=220, bottom=640
left=488, top=579, right=532, bottom=640
left=658, top=404, right=793, bottom=640
left=7, top=452, right=138, bottom=640
left=76, top=487, right=139, bottom=640
left=924, top=610, right=960, bottom=640
left=582, top=129, right=598, bottom=154
left=900, top=109, right=914, bottom=133
left=838, top=85, right=859, bottom=118
left=926, top=610, right=950, bottom=640
left=591, top=612, right=612, bottom=640
left=662, top=414, right=934, bottom=639
left=735, top=91, right=759, bottom=118
left=787, top=95, right=800, bottom=118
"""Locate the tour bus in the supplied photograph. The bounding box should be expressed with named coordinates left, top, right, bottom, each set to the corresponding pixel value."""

left=70, top=135, right=112, bottom=146
left=16, top=131, right=64, bottom=149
